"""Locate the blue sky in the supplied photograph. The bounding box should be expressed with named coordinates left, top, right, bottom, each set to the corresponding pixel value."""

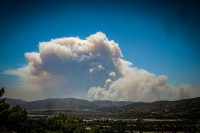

left=0, top=0, right=200, bottom=89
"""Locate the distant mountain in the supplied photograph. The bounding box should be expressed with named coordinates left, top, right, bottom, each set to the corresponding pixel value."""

left=119, top=102, right=147, bottom=111
left=18, top=98, right=133, bottom=111
left=21, top=98, right=98, bottom=110
left=4, top=97, right=200, bottom=119
left=92, top=100, right=132, bottom=107
left=123, top=97, right=200, bottom=112
left=94, top=101, right=144, bottom=113
left=5, top=98, right=28, bottom=107
left=121, top=97, right=200, bottom=119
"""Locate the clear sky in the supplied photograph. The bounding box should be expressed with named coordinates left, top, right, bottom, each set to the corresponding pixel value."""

left=0, top=0, right=200, bottom=99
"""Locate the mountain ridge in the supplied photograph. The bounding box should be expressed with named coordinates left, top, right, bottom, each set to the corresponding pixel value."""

left=4, top=96, right=200, bottom=119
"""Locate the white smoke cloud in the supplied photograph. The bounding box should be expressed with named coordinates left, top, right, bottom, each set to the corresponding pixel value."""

left=109, top=71, right=116, bottom=77
left=4, top=32, right=200, bottom=101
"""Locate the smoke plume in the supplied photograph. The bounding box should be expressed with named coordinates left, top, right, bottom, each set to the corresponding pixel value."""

left=4, top=32, right=200, bottom=101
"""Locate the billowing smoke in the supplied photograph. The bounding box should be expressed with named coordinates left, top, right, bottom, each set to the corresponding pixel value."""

left=4, top=32, right=200, bottom=101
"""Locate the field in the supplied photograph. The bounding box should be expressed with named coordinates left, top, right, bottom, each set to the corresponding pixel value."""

left=27, top=109, right=200, bottom=132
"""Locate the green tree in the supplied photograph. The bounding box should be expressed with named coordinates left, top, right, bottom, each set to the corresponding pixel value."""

left=89, top=126, right=100, bottom=133
left=8, top=105, right=29, bottom=132
left=0, top=87, right=29, bottom=132
left=0, top=87, right=10, bottom=129
left=0, top=88, right=99, bottom=133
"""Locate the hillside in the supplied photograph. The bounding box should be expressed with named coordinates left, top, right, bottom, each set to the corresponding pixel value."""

left=5, top=98, right=28, bottom=107
left=5, top=98, right=133, bottom=111
left=96, top=102, right=145, bottom=113
left=121, top=97, right=200, bottom=119
left=4, top=97, right=200, bottom=119
left=21, top=98, right=98, bottom=110
left=92, top=100, right=132, bottom=107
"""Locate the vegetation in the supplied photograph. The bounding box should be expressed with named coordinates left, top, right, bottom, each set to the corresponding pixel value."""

left=1, top=88, right=29, bottom=132
left=1, top=87, right=200, bottom=132
left=0, top=87, right=98, bottom=133
left=28, top=114, right=88, bottom=133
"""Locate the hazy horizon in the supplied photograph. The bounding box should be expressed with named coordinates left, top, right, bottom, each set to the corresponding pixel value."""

left=4, top=94, right=200, bottom=103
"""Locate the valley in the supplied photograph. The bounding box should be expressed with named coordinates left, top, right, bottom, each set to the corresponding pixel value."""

left=4, top=96, right=200, bottom=132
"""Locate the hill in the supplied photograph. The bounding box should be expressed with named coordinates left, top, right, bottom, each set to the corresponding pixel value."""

left=95, top=101, right=145, bottom=113
left=21, top=98, right=98, bottom=110
left=5, top=98, right=28, bottom=107
left=4, top=97, right=200, bottom=119
left=121, top=97, right=200, bottom=119
left=92, top=100, right=132, bottom=107
left=5, top=98, right=134, bottom=111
